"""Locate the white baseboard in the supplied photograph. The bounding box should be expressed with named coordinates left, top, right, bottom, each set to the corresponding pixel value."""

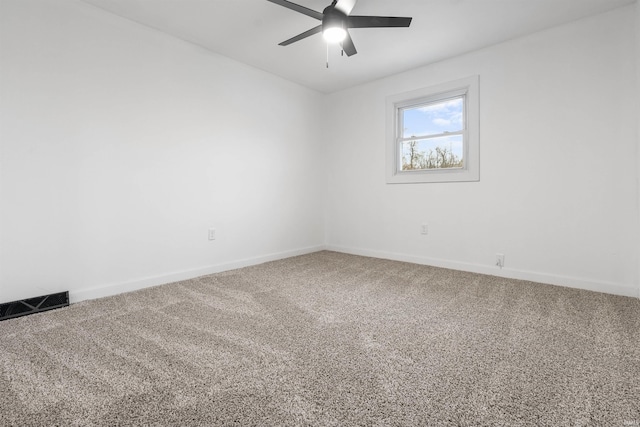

left=325, top=245, right=640, bottom=299
left=70, top=244, right=639, bottom=303
left=70, top=245, right=326, bottom=303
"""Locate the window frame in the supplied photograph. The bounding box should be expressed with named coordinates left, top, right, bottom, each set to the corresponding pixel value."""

left=386, top=76, right=480, bottom=184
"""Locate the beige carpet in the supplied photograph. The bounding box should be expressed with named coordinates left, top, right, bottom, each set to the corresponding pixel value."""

left=1, top=251, right=638, bottom=426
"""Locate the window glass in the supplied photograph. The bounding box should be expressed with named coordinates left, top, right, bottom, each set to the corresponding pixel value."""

left=401, top=135, right=463, bottom=171
left=402, top=97, right=463, bottom=138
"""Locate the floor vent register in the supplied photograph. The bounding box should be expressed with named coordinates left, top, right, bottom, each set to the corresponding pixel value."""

left=0, top=291, right=69, bottom=321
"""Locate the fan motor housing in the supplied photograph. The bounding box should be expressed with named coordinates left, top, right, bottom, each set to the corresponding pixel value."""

left=322, top=6, right=347, bottom=31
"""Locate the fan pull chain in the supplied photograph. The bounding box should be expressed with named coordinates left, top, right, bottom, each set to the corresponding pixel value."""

left=326, top=43, right=329, bottom=68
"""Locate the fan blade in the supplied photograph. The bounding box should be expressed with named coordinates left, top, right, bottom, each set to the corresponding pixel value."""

left=266, top=0, right=324, bottom=20
left=340, top=30, right=357, bottom=56
left=334, top=0, right=357, bottom=16
left=347, top=16, right=412, bottom=28
left=279, top=25, right=323, bottom=46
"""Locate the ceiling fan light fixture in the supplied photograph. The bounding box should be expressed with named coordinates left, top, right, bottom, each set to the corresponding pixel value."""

left=268, top=0, right=412, bottom=57
left=322, top=26, right=346, bottom=43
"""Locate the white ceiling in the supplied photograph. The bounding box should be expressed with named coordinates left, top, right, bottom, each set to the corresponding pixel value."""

left=80, top=0, right=634, bottom=93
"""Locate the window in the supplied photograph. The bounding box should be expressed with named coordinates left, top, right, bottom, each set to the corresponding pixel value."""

left=386, top=76, right=479, bottom=183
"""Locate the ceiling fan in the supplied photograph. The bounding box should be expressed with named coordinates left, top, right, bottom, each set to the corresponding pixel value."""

left=266, top=0, right=412, bottom=57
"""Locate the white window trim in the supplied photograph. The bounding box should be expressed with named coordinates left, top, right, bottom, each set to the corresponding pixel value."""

left=386, top=76, right=480, bottom=184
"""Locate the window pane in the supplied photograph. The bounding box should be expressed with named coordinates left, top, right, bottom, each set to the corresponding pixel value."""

left=401, top=135, right=463, bottom=171
left=402, top=97, right=463, bottom=138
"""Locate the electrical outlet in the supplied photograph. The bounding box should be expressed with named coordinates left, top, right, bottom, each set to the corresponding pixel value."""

left=208, top=228, right=216, bottom=241
left=421, top=224, right=428, bottom=235
left=496, top=253, right=505, bottom=269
